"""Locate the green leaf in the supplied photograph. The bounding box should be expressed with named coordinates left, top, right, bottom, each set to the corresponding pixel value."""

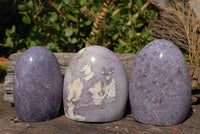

left=18, top=39, right=25, bottom=44
left=80, top=32, right=86, bottom=37
left=36, top=5, right=44, bottom=14
left=64, top=28, right=73, bottom=37
left=46, top=42, right=59, bottom=52
left=136, top=0, right=143, bottom=7
left=141, top=32, right=148, bottom=38
left=6, top=37, right=13, bottom=44
left=80, top=23, right=84, bottom=28
left=35, top=40, right=43, bottom=46
left=31, top=41, right=37, bottom=47
left=18, top=4, right=27, bottom=11
left=77, top=43, right=83, bottom=49
left=67, top=15, right=78, bottom=22
left=0, top=62, right=7, bottom=71
left=18, top=48, right=27, bottom=52
left=49, top=12, right=58, bottom=22
left=84, top=20, right=92, bottom=26
left=57, top=3, right=63, bottom=10
left=118, top=39, right=127, bottom=45
left=11, top=25, right=16, bottom=33
left=112, top=15, right=121, bottom=23
left=27, top=1, right=33, bottom=8
left=132, top=17, right=137, bottom=25
left=80, top=0, right=87, bottom=6
left=6, top=25, right=15, bottom=37
left=88, top=0, right=94, bottom=5
left=46, top=42, right=54, bottom=49
left=147, top=36, right=154, bottom=41
left=73, top=28, right=79, bottom=33
left=60, top=37, right=68, bottom=44
left=23, top=15, right=31, bottom=24
left=62, top=0, right=70, bottom=5
left=147, top=11, right=157, bottom=20
left=136, top=22, right=143, bottom=28
left=71, top=38, right=77, bottom=44
left=28, top=41, right=37, bottom=48
left=112, top=34, right=118, bottom=40
left=128, top=30, right=136, bottom=39
left=69, top=3, right=78, bottom=7
left=53, top=23, right=61, bottom=31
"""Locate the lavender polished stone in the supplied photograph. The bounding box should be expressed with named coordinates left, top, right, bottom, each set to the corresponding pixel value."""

left=129, top=39, right=191, bottom=126
left=63, top=46, right=128, bottom=122
left=14, top=46, right=62, bottom=122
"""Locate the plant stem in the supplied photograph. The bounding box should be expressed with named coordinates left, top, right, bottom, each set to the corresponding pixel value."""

left=127, top=1, right=150, bottom=26
left=47, top=0, right=66, bottom=20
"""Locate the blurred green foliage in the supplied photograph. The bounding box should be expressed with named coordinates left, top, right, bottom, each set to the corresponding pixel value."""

left=0, top=0, right=158, bottom=55
left=0, top=0, right=29, bottom=57
left=0, top=62, right=7, bottom=82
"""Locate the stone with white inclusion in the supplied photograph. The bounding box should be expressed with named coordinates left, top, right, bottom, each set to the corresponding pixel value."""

left=63, top=46, right=128, bottom=122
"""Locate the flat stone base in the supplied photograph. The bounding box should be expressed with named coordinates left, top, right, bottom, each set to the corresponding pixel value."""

left=0, top=83, right=200, bottom=133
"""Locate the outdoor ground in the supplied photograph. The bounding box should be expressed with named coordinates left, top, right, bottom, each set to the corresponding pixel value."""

left=0, top=83, right=200, bottom=134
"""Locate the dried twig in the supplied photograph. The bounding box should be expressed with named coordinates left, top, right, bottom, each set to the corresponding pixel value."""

left=47, top=0, right=66, bottom=20
left=190, top=0, right=200, bottom=19
left=86, top=0, right=113, bottom=46
left=149, top=0, right=200, bottom=66
left=127, top=1, right=150, bottom=26
left=80, top=6, right=96, bottom=22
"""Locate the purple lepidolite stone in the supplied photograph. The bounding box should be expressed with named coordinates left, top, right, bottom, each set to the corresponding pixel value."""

left=63, top=46, right=128, bottom=122
left=14, top=46, right=62, bottom=122
left=129, top=39, right=191, bottom=126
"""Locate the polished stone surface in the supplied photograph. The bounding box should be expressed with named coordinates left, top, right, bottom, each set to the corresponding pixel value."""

left=129, top=39, right=191, bottom=126
left=14, top=46, right=62, bottom=122
left=63, top=46, right=128, bottom=122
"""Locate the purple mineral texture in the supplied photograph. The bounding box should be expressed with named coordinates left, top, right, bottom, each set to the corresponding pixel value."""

left=129, top=39, right=191, bottom=126
left=14, top=46, right=62, bottom=122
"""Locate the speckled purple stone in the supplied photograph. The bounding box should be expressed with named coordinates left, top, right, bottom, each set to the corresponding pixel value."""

left=129, top=39, right=191, bottom=126
left=14, top=46, right=62, bottom=122
left=63, top=46, right=128, bottom=122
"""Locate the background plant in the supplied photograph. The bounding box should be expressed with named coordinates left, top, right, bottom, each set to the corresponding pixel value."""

left=86, top=0, right=158, bottom=53
left=0, top=57, right=8, bottom=82
left=0, top=0, right=29, bottom=57
left=149, top=0, right=200, bottom=66
left=0, top=0, right=157, bottom=55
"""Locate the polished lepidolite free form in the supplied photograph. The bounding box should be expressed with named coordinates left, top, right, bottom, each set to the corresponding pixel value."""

left=63, top=46, right=128, bottom=122
left=14, top=46, right=63, bottom=122
left=129, top=39, right=191, bottom=126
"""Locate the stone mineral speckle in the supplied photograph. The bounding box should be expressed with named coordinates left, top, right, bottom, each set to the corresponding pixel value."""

left=81, top=64, right=95, bottom=81
left=129, top=39, right=191, bottom=126
left=14, top=46, right=63, bottom=122
left=68, top=78, right=84, bottom=102
left=63, top=46, right=128, bottom=122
